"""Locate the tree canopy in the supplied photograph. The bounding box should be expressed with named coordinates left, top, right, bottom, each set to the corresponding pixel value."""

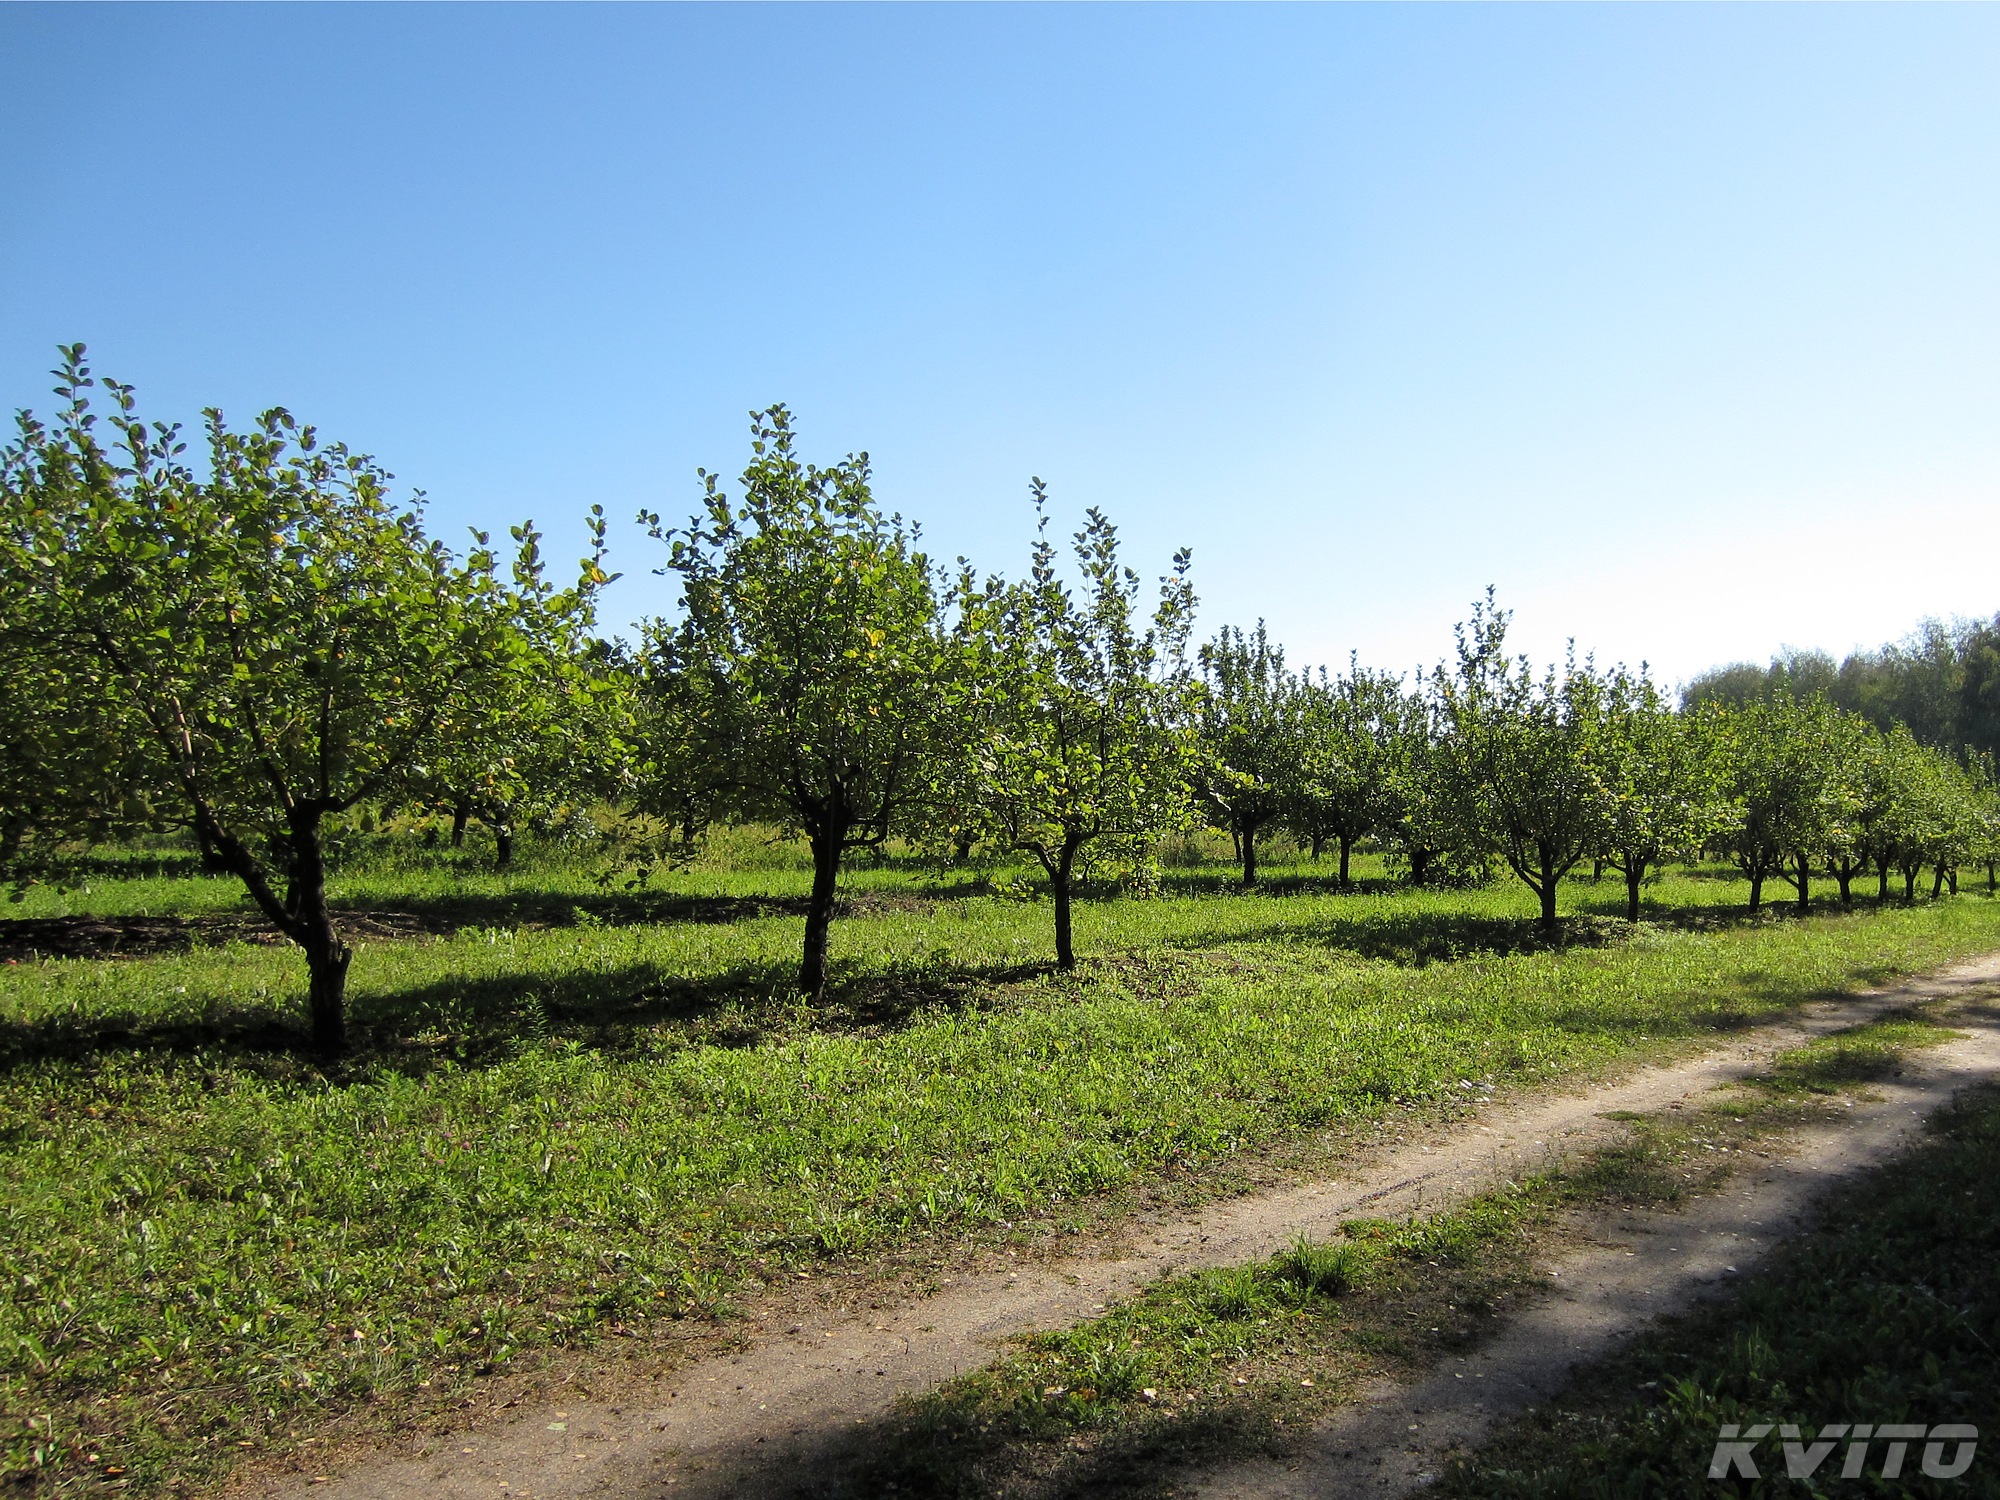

left=640, top=406, right=967, bottom=1000
left=1, top=347, right=579, bottom=1050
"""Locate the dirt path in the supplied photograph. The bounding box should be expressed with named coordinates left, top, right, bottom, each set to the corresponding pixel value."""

left=247, top=954, right=2000, bottom=1500
left=1184, top=980, right=2000, bottom=1498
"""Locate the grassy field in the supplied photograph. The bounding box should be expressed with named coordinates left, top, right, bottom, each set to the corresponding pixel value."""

left=791, top=1013, right=1966, bottom=1498
left=3, top=837, right=1998, bottom=1493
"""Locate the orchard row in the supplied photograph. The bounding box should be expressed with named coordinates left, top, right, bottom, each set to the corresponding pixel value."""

left=5, top=351, right=1993, bottom=1051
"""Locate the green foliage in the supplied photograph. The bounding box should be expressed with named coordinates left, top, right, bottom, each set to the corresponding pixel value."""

left=410, top=509, right=634, bottom=871
left=1, top=347, right=575, bottom=1049
left=1687, top=614, right=2000, bottom=765
left=1281, top=660, right=1414, bottom=886
left=967, top=482, right=1198, bottom=965
left=1195, top=621, right=1295, bottom=886
left=1426, top=592, right=1616, bottom=930
left=1598, top=674, right=1731, bottom=920
left=639, top=407, right=970, bottom=997
left=1709, top=694, right=1864, bottom=913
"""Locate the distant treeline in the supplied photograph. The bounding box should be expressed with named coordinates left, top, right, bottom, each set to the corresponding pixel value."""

left=1685, top=619, right=2000, bottom=764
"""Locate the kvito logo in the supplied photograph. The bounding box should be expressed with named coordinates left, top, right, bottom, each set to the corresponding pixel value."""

left=1708, top=1423, right=1978, bottom=1481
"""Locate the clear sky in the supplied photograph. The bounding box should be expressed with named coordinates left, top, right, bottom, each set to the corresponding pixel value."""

left=5, top=3, right=1998, bottom=688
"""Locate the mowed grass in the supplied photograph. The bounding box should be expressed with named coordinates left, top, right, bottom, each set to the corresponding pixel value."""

left=1, top=844, right=1997, bottom=1493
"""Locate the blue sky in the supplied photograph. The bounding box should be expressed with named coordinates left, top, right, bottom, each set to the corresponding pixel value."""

left=5, top=4, right=1998, bottom=686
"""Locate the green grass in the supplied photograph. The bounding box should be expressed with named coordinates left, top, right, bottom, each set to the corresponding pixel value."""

left=781, top=1010, right=1963, bottom=1499
left=2, top=844, right=1998, bottom=1493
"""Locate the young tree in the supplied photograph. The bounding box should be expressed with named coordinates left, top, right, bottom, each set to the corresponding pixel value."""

left=415, top=510, right=631, bottom=870
left=1427, top=593, right=1613, bottom=934
left=970, top=483, right=1197, bottom=967
left=3, top=348, right=558, bottom=1051
left=1194, top=622, right=1295, bottom=887
left=1714, top=694, right=1862, bottom=915
left=1773, top=698, right=1867, bottom=915
left=1282, top=660, right=1406, bottom=887
left=641, top=407, right=965, bottom=1001
left=1827, top=726, right=1889, bottom=906
left=1597, top=674, right=1730, bottom=921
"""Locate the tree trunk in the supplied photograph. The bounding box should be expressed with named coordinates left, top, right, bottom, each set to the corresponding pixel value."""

left=1309, top=832, right=1325, bottom=861
left=1241, top=821, right=1259, bottom=888
left=1592, top=857, right=1605, bottom=881
left=1833, top=862, right=1853, bottom=905
left=192, top=820, right=232, bottom=874
left=1338, top=833, right=1352, bottom=889
left=488, top=801, right=514, bottom=871
left=304, top=935, right=352, bottom=1055
left=1538, top=872, right=1559, bottom=934
left=1988, top=860, right=1995, bottom=892
left=1932, top=863, right=1948, bottom=899
left=1902, top=864, right=1919, bottom=904
left=800, top=831, right=842, bottom=1001
left=1748, top=867, right=1763, bottom=911
left=1052, top=837, right=1082, bottom=970
left=1878, top=859, right=1892, bottom=904
left=952, top=828, right=975, bottom=862
left=450, top=798, right=471, bottom=849
left=1409, top=848, right=1431, bottom=886
left=286, top=820, right=351, bottom=1054
left=1794, top=853, right=1810, bottom=914
left=1625, top=857, right=1645, bottom=922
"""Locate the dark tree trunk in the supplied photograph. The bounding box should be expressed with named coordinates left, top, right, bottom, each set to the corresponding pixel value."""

left=1309, top=832, right=1325, bottom=861
left=1988, top=860, right=1996, bottom=892
left=1538, top=873, right=1559, bottom=934
left=800, top=830, right=842, bottom=1001
left=1878, top=858, right=1892, bottom=904
left=1241, top=821, right=1259, bottom=888
left=1592, top=857, right=1605, bottom=882
left=1625, top=856, right=1646, bottom=922
left=304, top=930, right=352, bottom=1055
left=1338, top=833, right=1352, bottom=889
left=284, top=817, right=350, bottom=1054
left=1902, top=863, right=1919, bottom=903
left=1748, top=867, right=1764, bottom=911
left=952, top=828, right=975, bottom=862
left=1794, top=853, right=1810, bottom=914
left=191, top=804, right=352, bottom=1053
left=1832, top=861, right=1854, bottom=905
left=450, top=798, right=471, bottom=849
left=1051, top=835, right=1084, bottom=969
left=192, top=820, right=232, bottom=874
left=1409, top=847, right=1432, bottom=886
left=488, top=801, right=514, bottom=871
left=1932, top=863, right=1948, bottom=899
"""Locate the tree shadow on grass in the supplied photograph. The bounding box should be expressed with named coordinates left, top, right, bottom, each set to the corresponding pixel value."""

left=0, top=883, right=994, bottom=963
left=0, top=948, right=1056, bottom=1087
left=1155, top=869, right=1405, bottom=901
left=1159, top=908, right=1624, bottom=967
